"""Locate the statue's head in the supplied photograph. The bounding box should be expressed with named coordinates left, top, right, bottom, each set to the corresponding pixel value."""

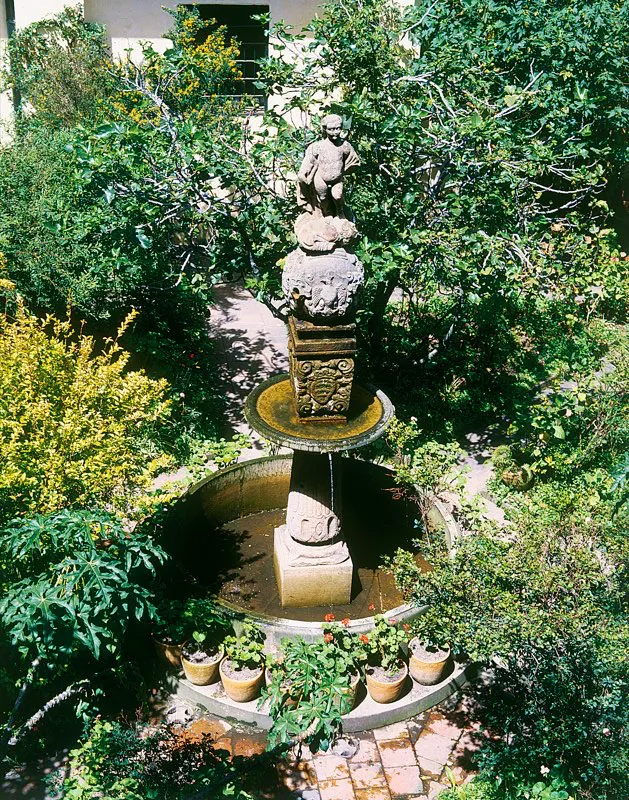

left=321, top=114, right=344, bottom=138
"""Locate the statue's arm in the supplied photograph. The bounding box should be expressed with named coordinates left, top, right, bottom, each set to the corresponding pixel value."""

left=343, top=142, right=360, bottom=172
left=298, top=145, right=318, bottom=184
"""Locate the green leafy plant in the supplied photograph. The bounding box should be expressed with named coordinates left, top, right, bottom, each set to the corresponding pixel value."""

left=2, top=5, right=112, bottom=129
left=363, top=615, right=407, bottom=675
left=263, top=631, right=359, bottom=752
left=0, top=509, right=166, bottom=760
left=223, top=623, right=265, bottom=671
left=60, top=717, right=261, bottom=799
left=0, top=304, right=172, bottom=522
left=181, top=599, right=229, bottom=659
left=321, top=616, right=368, bottom=675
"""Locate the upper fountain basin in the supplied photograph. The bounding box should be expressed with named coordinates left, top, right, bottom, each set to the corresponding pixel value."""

left=244, top=374, right=394, bottom=453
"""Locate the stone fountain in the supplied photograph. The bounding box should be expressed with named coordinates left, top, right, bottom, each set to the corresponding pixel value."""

left=244, top=114, right=394, bottom=608
left=170, top=116, right=468, bottom=726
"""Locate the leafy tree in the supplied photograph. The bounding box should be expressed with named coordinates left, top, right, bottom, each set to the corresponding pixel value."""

left=255, top=0, right=628, bottom=335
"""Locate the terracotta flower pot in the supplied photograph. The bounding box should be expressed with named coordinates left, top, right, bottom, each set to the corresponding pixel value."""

left=220, top=659, right=264, bottom=703
left=365, top=662, right=408, bottom=704
left=408, top=639, right=451, bottom=686
left=152, top=635, right=183, bottom=669
left=181, top=647, right=223, bottom=686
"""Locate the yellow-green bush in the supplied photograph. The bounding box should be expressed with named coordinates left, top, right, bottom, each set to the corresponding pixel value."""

left=0, top=304, right=172, bottom=520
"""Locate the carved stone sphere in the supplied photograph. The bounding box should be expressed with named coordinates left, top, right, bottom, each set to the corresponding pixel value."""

left=282, top=248, right=364, bottom=322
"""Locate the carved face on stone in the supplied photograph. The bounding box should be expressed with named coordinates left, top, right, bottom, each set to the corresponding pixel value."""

left=321, top=114, right=344, bottom=142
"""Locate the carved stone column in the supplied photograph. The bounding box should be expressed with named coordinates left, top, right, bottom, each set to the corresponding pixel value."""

left=282, top=248, right=363, bottom=421
left=274, top=451, right=352, bottom=607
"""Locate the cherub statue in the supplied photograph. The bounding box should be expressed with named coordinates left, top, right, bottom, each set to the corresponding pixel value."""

left=297, top=114, right=360, bottom=219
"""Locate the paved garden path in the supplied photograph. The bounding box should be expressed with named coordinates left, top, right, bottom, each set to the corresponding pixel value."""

left=183, top=696, right=481, bottom=799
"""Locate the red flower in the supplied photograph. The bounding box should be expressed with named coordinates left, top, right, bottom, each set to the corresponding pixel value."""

left=189, top=352, right=196, bottom=359
left=324, top=613, right=335, bottom=622
left=403, top=623, right=410, bottom=632
left=359, top=634, right=369, bottom=644
left=368, top=603, right=375, bottom=612
left=390, top=618, right=398, bottom=624
left=341, top=618, right=350, bottom=627
left=323, top=633, right=334, bottom=643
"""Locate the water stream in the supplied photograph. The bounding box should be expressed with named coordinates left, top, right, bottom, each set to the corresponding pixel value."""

left=328, top=453, right=335, bottom=514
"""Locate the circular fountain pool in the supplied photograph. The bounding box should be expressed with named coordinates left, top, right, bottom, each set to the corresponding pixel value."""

left=160, top=454, right=459, bottom=643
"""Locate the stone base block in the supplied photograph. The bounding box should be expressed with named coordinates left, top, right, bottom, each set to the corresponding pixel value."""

left=274, top=527, right=353, bottom=608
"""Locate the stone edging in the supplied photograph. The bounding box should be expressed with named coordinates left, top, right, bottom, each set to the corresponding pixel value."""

left=175, top=660, right=472, bottom=733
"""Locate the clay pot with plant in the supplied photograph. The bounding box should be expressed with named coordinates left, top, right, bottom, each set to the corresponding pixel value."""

left=363, top=615, right=409, bottom=703
left=220, top=622, right=266, bottom=702
left=262, top=624, right=364, bottom=752
left=181, top=626, right=225, bottom=686
left=152, top=600, right=187, bottom=669
left=408, top=638, right=452, bottom=685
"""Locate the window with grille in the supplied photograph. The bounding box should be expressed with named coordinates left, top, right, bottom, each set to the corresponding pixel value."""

left=188, top=4, right=269, bottom=108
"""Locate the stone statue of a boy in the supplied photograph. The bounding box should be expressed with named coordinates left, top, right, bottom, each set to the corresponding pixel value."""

left=297, top=114, right=360, bottom=218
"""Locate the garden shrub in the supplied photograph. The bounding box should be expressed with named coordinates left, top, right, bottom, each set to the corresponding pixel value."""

left=2, top=5, right=112, bottom=130
left=61, top=718, right=266, bottom=799
left=0, top=303, right=172, bottom=521
left=387, top=472, right=628, bottom=798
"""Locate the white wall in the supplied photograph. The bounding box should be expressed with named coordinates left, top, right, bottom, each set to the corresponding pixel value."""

left=84, top=0, right=321, bottom=58
left=14, top=0, right=83, bottom=29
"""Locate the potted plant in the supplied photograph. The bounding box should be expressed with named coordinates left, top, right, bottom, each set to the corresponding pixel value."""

left=220, top=622, right=266, bottom=702
left=408, top=636, right=452, bottom=686
left=363, top=615, right=408, bottom=703
left=152, top=600, right=187, bottom=669
left=322, top=615, right=365, bottom=709
left=181, top=624, right=226, bottom=686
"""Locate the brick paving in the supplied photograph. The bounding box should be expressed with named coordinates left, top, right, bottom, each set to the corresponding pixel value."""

left=193, top=699, right=481, bottom=800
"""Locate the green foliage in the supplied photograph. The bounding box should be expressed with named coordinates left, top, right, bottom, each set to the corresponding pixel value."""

left=223, top=622, right=265, bottom=670
left=61, top=718, right=258, bottom=799
left=388, top=477, right=628, bottom=797
left=255, top=0, right=629, bottom=330
left=438, top=773, right=577, bottom=800
left=505, top=342, right=628, bottom=477
left=0, top=509, right=166, bottom=663
left=152, top=597, right=229, bottom=650
left=264, top=634, right=358, bottom=751
left=3, top=6, right=112, bottom=129
left=321, top=618, right=368, bottom=675
left=0, top=304, right=172, bottom=522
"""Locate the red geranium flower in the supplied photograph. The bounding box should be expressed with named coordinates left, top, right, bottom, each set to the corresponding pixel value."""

left=368, top=603, right=375, bottom=612
left=324, top=613, right=335, bottom=622
left=359, top=634, right=369, bottom=644
left=341, top=618, right=350, bottom=627
left=323, top=633, right=334, bottom=643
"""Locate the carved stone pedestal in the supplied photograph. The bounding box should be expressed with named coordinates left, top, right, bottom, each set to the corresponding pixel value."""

left=274, top=450, right=353, bottom=608
left=288, top=317, right=357, bottom=420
